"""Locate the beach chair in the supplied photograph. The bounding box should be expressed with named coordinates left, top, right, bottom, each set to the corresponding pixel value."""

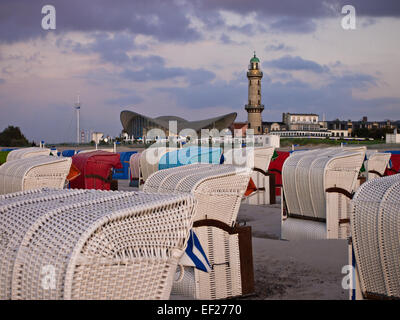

left=0, top=188, right=196, bottom=299
left=224, top=147, right=276, bottom=205
left=6, top=147, right=50, bottom=162
left=281, top=147, right=366, bottom=240
left=362, top=151, right=391, bottom=181
left=139, top=147, right=178, bottom=184
left=129, top=152, right=143, bottom=187
left=144, top=164, right=253, bottom=300
left=384, top=152, right=400, bottom=176
left=0, top=156, right=72, bottom=195
left=61, top=149, right=76, bottom=157
left=268, top=151, right=290, bottom=196
left=112, top=151, right=137, bottom=180
left=70, top=151, right=122, bottom=190
left=350, top=174, right=400, bottom=300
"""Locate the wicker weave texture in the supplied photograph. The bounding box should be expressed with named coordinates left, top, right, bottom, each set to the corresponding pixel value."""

left=143, top=164, right=250, bottom=299
left=351, top=174, right=400, bottom=298
left=6, top=148, right=50, bottom=162
left=144, top=163, right=250, bottom=225
left=281, top=217, right=326, bottom=240
left=0, top=156, right=72, bottom=195
left=0, top=188, right=196, bottom=300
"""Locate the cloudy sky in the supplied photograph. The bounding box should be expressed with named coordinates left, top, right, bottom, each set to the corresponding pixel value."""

left=0, top=0, right=399, bottom=143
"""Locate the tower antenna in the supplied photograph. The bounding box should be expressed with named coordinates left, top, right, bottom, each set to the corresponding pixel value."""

left=74, top=94, right=81, bottom=144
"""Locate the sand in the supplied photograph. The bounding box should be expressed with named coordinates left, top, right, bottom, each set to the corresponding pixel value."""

left=238, top=203, right=348, bottom=300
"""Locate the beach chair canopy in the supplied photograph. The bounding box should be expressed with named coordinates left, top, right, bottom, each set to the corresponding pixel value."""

left=362, top=151, right=391, bottom=180
left=282, top=147, right=365, bottom=220
left=129, top=152, right=142, bottom=179
left=144, top=163, right=250, bottom=225
left=6, top=147, right=50, bottom=162
left=351, top=174, right=400, bottom=299
left=0, top=155, right=72, bottom=195
left=0, top=188, right=196, bottom=299
left=281, top=147, right=366, bottom=241
left=140, top=147, right=178, bottom=182
left=61, top=149, right=76, bottom=157
left=158, top=146, right=222, bottom=171
left=70, top=151, right=122, bottom=190
left=112, top=151, right=137, bottom=180
left=224, top=146, right=274, bottom=172
left=268, top=151, right=290, bottom=196
left=384, top=152, right=400, bottom=176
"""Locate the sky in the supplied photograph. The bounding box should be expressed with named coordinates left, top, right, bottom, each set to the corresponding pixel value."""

left=0, top=0, right=400, bottom=143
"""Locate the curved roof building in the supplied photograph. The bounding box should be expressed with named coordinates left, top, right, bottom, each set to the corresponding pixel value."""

left=121, top=110, right=237, bottom=138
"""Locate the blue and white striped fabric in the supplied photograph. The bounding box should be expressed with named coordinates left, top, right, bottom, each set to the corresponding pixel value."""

left=179, top=229, right=211, bottom=273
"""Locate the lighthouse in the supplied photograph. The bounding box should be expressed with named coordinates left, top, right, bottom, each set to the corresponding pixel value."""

left=245, top=52, right=264, bottom=135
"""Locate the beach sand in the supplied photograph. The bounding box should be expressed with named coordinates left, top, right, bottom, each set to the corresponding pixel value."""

left=237, top=203, right=348, bottom=300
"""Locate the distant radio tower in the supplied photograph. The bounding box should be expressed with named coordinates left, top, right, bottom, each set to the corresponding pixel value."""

left=74, top=95, right=81, bottom=144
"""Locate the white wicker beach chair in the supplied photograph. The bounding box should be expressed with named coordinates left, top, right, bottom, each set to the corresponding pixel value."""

left=281, top=147, right=366, bottom=240
left=6, top=147, right=50, bottom=162
left=140, top=147, right=178, bottom=183
left=225, top=147, right=276, bottom=205
left=0, top=188, right=196, bottom=300
left=143, top=164, right=253, bottom=300
left=0, top=156, right=72, bottom=195
left=350, top=174, right=400, bottom=300
left=129, top=152, right=142, bottom=186
left=363, top=151, right=391, bottom=181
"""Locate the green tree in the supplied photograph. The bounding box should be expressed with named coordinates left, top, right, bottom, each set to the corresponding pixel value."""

left=0, top=126, right=30, bottom=147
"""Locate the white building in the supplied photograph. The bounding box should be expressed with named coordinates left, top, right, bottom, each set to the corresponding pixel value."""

left=330, top=129, right=349, bottom=138
left=386, top=128, right=400, bottom=143
left=91, top=132, right=104, bottom=144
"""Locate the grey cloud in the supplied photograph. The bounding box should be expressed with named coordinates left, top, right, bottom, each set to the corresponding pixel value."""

left=265, top=43, right=294, bottom=52
left=122, top=54, right=216, bottom=85
left=197, top=0, right=400, bottom=18
left=328, top=73, right=378, bottom=89
left=220, top=34, right=234, bottom=44
left=194, top=0, right=400, bottom=34
left=2, top=1, right=399, bottom=44
left=0, top=0, right=201, bottom=43
left=264, top=55, right=330, bottom=73
left=0, top=78, right=5, bottom=84
left=269, top=17, right=317, bottom=34
left=70, top=33, right=142, bottom=65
